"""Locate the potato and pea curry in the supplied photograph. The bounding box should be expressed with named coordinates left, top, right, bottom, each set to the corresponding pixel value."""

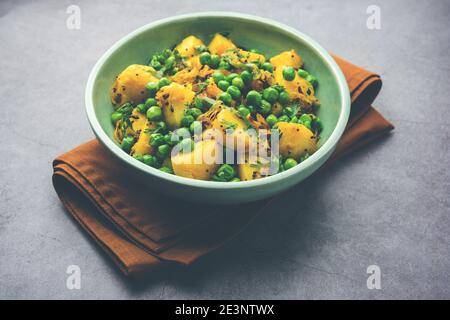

left=110, top=34, right=323, bottom=182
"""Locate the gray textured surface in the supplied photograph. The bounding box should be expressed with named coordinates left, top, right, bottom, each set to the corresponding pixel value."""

left=0, top=0, right=449, bottom=300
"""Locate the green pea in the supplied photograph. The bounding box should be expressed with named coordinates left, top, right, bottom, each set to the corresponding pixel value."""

left=227, top=85, right=241, bottom=100
left=150, top=59, right=162, bottom=70
left=261, top=62, right=273, bottom=72
left=218, top=92, right=232, bottom=105
left=282, top=66, right=296, bottom=81
left=143, top=154, right=158, bottom=167
left=179, top=138, right=194, bottom=152
left=195, top=44, right=207, bottom=53
left=244, top=63, right=258, bottom=72
left=262, top=87, right=279, bottom=104
left=299, top=114, right=312, bottom=123
left=306, top=74, right=318, bottom=88
left=189, top=107, right=203, bottom=119
left=284, top=158, right=298, bottom=170
left=240, top=70, right=252, bottom=85
left=214, top=164, right=235, bottom=181
left=225, top=73, right=239, bottom=83
left=158, top=77, right=171, bottom=89
left=165, top=56, right=175, bottom=69
left=217, top=80, right=230, bottom=91
left=121, top=136, right=134, bottom=152
left=163, top=133, right=174, bottom=145
left=145, top=82, right=159, bottom=97
left=238, top=106, right=251, bottom=118
left=156, top=144, right=171, bottom=159
left=278, top=115, right=290, bottom=123
left=250, top=48, right=260, bottom=54
left=303, top=120, right=312, bottom=130
left=246, top=90, right=262, bottom=106
left=278, top=91, right=290, bottom=105
left=209, top=54, right=220, bottom=68
left=199, top=52, right=211, bottom=65
left=312, top=117, right=323, bottom=132
left=162, top=49, right=171, bottom=59
left=247, top=105, right=256, bottom=114
left=298, top=69, right=309, bottom=78
left=266, top=114, right=278, bottom=127
left=111, top=111, right=122, bottom=124
left=274, top=85, right=285, bottom=93
left=146, top=106, right=163, bottom=121
left=136, top=103, right=147, bottom=114
left=174, top=127, right=191, bottom=140
left=181, top=114, right=195, bottom=127
left=159, top=166, right=173, bottom=174
left=133, top=154, right=144, bottom=162
left=156, top=121, right=168, bottom=134
left=149, top=133, right=165, bottom=147
left=231, top=77, right=244, bottom=89
left=144, top=98, right=157, bottom=108
left=212, top=71, right=225, bottom=84
left=219, top=59, right=231, bottom=70
left=290, top=116, right=298, bottom=123
left=194, top=96, right=204, bottom=109
left=190, top=120, right=202, bottom=134
left=258, top=100, right=272, bottom=115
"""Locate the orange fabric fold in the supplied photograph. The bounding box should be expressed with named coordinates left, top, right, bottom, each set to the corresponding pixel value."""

left=52, top=55, right=393, bottom=276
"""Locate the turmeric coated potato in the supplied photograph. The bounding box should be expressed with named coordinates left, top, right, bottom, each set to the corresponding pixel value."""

left=238, top=158, right=272, bottom=181
left=269, top=50, right=318, bottom=107
left=273, top=68, right=318, bottom=107
left=269, top=50, right=303, bottom=69
left=208, top=33, right=237, bottom=55
left=130, top=120, right=156, bottom=156
left=171, top=140, right=221, bottom=180
left=111, top=64, right=158, bottom=107
left=277, top=122, right=317, bottom=160
left=174, top=35, right=204, bottom=58
left=156, top=82, right=195, bottom=130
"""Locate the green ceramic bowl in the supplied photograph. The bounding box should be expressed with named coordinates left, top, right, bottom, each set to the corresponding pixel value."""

left=85, top=12, right=350, bottom=204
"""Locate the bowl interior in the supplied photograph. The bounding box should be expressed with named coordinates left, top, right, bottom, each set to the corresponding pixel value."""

left=91, top=14, right=344, bottom=154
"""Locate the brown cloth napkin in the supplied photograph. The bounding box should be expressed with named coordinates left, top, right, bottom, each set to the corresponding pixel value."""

left=52, top=55, right=393, bottom=276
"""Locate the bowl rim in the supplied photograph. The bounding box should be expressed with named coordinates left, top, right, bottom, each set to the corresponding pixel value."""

left=85, top=11, right=351, bottom=190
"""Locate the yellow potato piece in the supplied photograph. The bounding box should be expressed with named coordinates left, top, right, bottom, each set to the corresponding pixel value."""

left=270, top=50, right=303, bottom=69
left=222, top=49, right=265, bottom=66
left=111, top=64, right=157, bottom=106
left=205, top=79, right=222, bottom=98
left=277, top=122, right=317, bottom=160
left=130, top=108, right=147, bottom=132
left=210, top=108, right=253, bottom=151
left=208, top=33, right=237, bottom=55
left=171, top=68, right=199, bottom=85
left=130, top=120, right=156, bottom=156
left=270, top=49, right=318, bottom=106
left=273, top=67, right=317, bottom=106
left=174, top=35, right=204, bottom=58
left=171, top=140, right=221, bottom=180
left=186, top=55, right=202, bottom=70
left=238, top=49, right=266, bottom=64
left=156, top=82, right=195, bottom=130
left=238, top=156, right=272, bottom=181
